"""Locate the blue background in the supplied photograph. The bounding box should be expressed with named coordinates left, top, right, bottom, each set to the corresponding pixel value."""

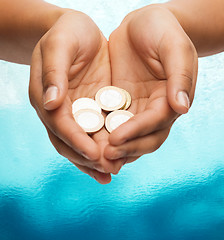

left=0, top=0, right=224, bottom=239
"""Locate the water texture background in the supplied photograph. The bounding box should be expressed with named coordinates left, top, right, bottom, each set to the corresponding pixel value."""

left=0, top=0, right=224, bottom=239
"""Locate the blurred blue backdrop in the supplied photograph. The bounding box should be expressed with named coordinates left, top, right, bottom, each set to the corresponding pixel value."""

left=0, top=0, right=224, bottom=239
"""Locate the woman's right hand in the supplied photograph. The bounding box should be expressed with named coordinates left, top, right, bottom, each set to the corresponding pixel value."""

left=29, top=10, right=124, bottom=184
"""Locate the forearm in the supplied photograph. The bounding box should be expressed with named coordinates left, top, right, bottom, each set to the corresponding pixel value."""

left=0, top=0, right=67, bottom=64
left=163, top=0, right=224, bottom=57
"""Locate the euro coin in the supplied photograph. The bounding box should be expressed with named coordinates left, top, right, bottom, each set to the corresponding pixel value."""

left=121, top=89, right=132, bottom=110
left=73, top=109, right=104, bottom=133
left=95, top=86, right=126, bottom=112
left=72, top=97, right=101, bottom=115
left=105, top=110, right=134, bottom=133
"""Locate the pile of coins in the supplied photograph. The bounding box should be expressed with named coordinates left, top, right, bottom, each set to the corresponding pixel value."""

left=72, top=86, right=134, bottom=133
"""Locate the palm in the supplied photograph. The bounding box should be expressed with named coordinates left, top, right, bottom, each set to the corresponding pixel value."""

left=104, top=7, right=197, bottom=166
left=68, top=36, right=110, bottom=100
left=104, top=16, right=180, bottom=163
left=66, top=35, right=113, bottom=172
left=109, top=23, right=177, bottom=126
left=60, top=32, right=124, bottom=174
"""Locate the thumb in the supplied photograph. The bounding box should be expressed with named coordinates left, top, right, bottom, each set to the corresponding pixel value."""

left=160, top=36, right=198, bottom=114
left=41, top=36, right=77, bottom=111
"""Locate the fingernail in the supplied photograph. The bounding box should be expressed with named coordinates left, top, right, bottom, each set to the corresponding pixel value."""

left=82, top=153, right=91, bottom=160
left=94, top=165, right=105, bottom=173
left=177, top=91, right=190, bottom=109
left=44, top=86, right=58, bottom=106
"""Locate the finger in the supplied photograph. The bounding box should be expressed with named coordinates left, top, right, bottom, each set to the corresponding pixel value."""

left=159, top=30, right=198, bottom=114
left=50, top=125, right=130, bottom=177
left=109, top=97, right=176, bottom=146
left=48, top=121, right=126, bottom=176
left=47, top=129, right=111, bottom=184
left=30, top=48, right=100, bottom=160
left=125, top=157, right=139, bottom=164
left=44, top=104, right=101, bottom=160
left=40, top=32, right=78, bottom=110
left=105, top=156, right=139, bottom=168
left=48, top=116, right=134, bottom=177
left=47, top=129, right=100, bottom=169
left=105, top=128, right=170, bottom=159
left=74, top=163, right=112, bottom=185
left=92, top=128, right=127, bottom=175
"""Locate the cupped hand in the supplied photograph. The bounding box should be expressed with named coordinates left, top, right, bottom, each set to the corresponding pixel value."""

left=29, top=11, right=124, bottom=184
left=105, top=5, right=198, bottom=164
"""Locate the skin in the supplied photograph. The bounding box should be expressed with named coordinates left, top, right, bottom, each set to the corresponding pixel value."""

left=104, top=0, right=224, bottom=167
left=0, top=0, right=120, bottom=184
left=0, top=0, right=63, bottom=64
left=105, top=6, right=198, bottom=162
left=165, top=0, right=224, bottom=57
left=29, top=11, right=126, bottom=184
left=1, top=0, right=224, bottom=184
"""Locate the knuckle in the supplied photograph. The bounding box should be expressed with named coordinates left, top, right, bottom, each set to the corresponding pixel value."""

left=169, top=67, right=194, bottom=94
left=179, top=69, right=193, bottom=84
left=42, top=65, right=67, bottom=91
left=176, top=70, right=193, bottom=92
left=171, top=67, right=193, bottom=85
left=42, top=65, right=58, bottom=88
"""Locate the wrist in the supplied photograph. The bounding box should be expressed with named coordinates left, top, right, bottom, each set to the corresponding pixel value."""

left=41, top=7, right=76, bottom=35
left=161, top=2, right=191, bottom=41
left=27, top=6, right=70, bottom=42
left=0, top=1, right=73, bottom=64
left=161, top=1, right=224, bottom=56
left=144, top=3, right=201, bottom=56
